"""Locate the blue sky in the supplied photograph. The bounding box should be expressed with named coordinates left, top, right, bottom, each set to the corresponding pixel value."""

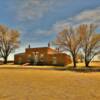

left=0, top=0, right=100, bottom=60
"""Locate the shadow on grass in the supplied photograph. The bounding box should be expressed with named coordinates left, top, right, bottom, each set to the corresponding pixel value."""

left=65, top=66, right=100, bottom=72
left=0, top=65, right=100, bottom=72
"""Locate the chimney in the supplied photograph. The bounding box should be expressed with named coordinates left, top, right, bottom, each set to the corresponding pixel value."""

left=56, top=48, right=60, bottom=53
left=58, top=48, right=59, bottom=52
left=28, top=44, right=31, bottom=48
left=48, top=42, right=50, bottom=48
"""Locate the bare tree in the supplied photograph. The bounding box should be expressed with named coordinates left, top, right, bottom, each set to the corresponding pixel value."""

left=78, top=24, right=100, bottom=67
left=54, top=26, right=82, bottom=68
left=0, top=25, right=20, bottom=64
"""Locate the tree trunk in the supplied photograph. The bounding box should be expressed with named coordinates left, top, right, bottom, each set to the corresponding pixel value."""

left=86, top=61, right=90, bottom=67
left=72, top=55, right=76, bottom=68
left=85, top=62, right=89, bottom=67
left=3, top=56, right=8, bottom=64
left=85, top=58, right=89, bottom=67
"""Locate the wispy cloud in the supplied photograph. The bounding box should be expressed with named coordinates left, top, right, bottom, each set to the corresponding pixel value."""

left=4, top=0, right=100, bottom=43
left=16, top=3, right=100, bottom=43
left=12, top=0, right=71, bottom=40
left=40, top=7, right=100, bottom=35
left=12, top=0, right=69, bottom=22
left=15, top=0, right=48, bottom=22
left=70, top=7, right=100, bottom=25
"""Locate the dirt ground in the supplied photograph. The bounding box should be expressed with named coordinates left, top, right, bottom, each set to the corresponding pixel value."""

left=0, top=65, right=100, bottom=100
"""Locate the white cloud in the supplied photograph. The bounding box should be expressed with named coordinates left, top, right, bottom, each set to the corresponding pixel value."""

left=70, top=7, right=100, bottom=26
left=73, top=7, right=100, bottom=21
left=15, top=0, right=48, bottom=22
left=13, top=1, right=100, bottom=37
left=13, top=0, right=69, bottom=22
left=52, top=21, right=71, bottom=33
left=47, top=7, right=100, bottom=35
left=35, top=29, right=52, bottom=36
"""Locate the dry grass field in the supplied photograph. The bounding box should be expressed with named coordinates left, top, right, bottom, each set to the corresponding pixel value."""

left=0, top=63, right=100, bottom=100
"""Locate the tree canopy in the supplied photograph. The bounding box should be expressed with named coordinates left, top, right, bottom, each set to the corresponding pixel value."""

left=0, top=25, right=20, bottom=64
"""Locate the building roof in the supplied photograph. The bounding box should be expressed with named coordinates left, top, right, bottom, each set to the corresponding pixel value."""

left=26, top=47, right=54, bottom=50
left=14, top=53, right=25, bottom=56
left=25, top=47, right=56, bottom=52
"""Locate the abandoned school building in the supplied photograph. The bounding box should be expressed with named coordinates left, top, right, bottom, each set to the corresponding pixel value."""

left=14, top=43, right=71, bottom=66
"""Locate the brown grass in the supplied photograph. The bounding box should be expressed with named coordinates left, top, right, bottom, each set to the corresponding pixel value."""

left=0, top=64, right=100, bottom=100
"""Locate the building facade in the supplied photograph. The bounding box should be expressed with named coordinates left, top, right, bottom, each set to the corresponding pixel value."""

left=14, top=45, right=71, bottom=66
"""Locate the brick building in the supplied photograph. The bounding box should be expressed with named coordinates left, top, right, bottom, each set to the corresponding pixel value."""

left=14, top=44, right=71, bottom=66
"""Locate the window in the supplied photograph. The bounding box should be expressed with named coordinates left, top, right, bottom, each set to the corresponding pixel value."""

left=40, top=54, right=44, bottom=62
left=36, top=52, right=39, bottom=55
left=18, top=57, right=22, bottom=64
left=28, top=54, right=31, bottom=58
left=40, top=54, right=44, bottom=57
left=52, top=57, right=57, bottom=64
left=34, top=54, right=39, bottom=64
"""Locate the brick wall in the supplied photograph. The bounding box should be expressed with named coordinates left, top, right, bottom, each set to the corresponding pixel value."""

left=14, top=47, right=72, bottom=65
